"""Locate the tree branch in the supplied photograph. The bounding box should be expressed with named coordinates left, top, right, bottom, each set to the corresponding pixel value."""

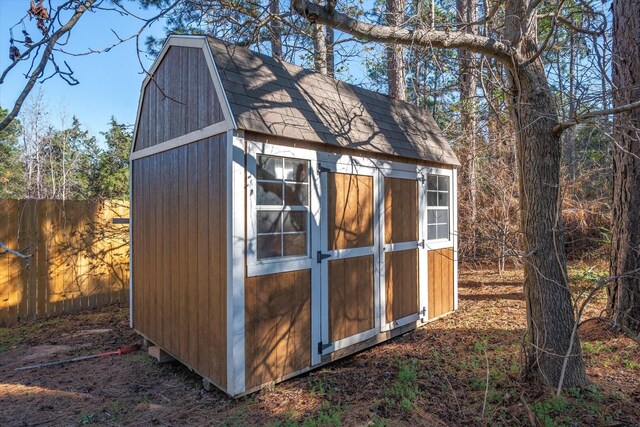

left=553, top=99, right=640, bottom=134
left=291, top=0, right=518, bottom=66
left=0, top=0, right=98, bottom=133
left=0, top=240, right=32, bottom=266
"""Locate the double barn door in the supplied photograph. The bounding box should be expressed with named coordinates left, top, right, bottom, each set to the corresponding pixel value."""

left=316, top=161, right=424, bottom=359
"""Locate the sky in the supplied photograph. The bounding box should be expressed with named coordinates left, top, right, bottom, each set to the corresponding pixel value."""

left=0, top=0, right=167, bottom=141
left=0, top=0, right=377, bottom=144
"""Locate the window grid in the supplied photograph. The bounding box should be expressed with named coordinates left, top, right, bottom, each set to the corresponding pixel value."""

left=426, top=175, right=450, bottom=241
left=256, top=155, right=310, bottom=260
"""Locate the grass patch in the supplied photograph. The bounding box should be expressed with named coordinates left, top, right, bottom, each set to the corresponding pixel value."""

left=384, top=358, right=420, bottom=414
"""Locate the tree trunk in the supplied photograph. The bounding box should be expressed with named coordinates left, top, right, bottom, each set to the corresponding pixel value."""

left=609, top=0, right=640, bottom=332
left=312, top=23, right=327, bottom=75
left=504, top=0, right=588, bottom=388
left=326, top=25, right=335, bottom=77
left=386, top=0, right=406, bottom=100
left=457, top=0, right=478, bottom=257
left=269, top=0, right=283, bottom=59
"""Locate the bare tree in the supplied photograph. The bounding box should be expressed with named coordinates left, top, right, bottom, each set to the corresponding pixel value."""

left=609, top=0, right=640, bottom=333
left=456, top=0, right=478, bottom=256
left=0, top=0, right=179, bottom=133
left=386, top=0, right=406, bottom=100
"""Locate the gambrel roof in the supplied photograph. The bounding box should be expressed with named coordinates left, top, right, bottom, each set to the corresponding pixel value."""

left=206, top=37, right=459, bottom=166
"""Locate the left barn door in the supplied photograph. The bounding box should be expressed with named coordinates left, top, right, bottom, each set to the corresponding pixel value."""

left=318, top=162, right=380, bottom=355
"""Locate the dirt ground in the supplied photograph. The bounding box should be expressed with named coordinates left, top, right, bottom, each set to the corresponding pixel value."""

left=1, top=265, right=638, bottom=426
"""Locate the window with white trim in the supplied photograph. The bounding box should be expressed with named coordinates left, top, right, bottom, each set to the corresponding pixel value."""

left=426, top=174, right=450, bottom=240
left=255, top=154, right=310, bottom=259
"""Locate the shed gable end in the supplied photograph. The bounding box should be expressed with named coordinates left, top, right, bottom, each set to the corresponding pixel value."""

left=133, top=45, right=226, bottom=152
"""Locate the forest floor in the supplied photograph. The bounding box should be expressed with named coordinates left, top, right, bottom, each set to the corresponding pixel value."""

left=1, top=263, right=639, bottom=426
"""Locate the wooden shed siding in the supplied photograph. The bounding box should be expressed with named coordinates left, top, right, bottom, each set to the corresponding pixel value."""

left=385, top=249, right=419, bottom=323
left=328, top=255, right=375, bottom=342
left=427, top=248, right=454, bottom=319
left=384, top=178, right=418, bottom=244
left=134, top=46, right=224, bottom=151
left=245, top=269, right=311, bottom=390
left=328, top=173, right=374, bottom=250
left=132, top=134, right=227, bottom=387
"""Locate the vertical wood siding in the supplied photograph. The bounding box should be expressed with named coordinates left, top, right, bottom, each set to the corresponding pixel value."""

left=328, top=173, right=373, bottom=250
left=245, top=269, right=311, bottom=390
left=384, top=177, right=418, bottom=244
left=132, top=134, right=227, bottom=388
left=0, top=200, right=129, bottom=326
left=134, top=46, right=225, bottom=151
left=328, top=255, right=375, bottom=342
left=428, top=248, right=454, bottom=319
left=385, top=249, right=419, bottom=322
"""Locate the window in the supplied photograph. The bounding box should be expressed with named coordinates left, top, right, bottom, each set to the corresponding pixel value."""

left=426, top=174, right=449, bottom=240
left=255, top=155, right=310, bottom=259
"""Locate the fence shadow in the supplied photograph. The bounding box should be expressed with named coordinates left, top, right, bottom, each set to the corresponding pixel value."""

left=0, top=199, right=129, bottom=326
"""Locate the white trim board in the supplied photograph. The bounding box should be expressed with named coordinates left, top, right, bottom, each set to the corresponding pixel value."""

left=130, top=122, right=231, bottom=160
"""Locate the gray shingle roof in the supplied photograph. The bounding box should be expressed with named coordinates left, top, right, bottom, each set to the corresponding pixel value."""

left=207, top=37, right=459, bottom=166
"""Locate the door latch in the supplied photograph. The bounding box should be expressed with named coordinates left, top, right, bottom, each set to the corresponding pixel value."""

left=317, top=251, right=331, bottom=263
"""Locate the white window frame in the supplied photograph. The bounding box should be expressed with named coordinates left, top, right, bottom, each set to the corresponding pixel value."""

left=246, top=142, right=320, bottom=277
left=421, top=166, right=454, bottom=250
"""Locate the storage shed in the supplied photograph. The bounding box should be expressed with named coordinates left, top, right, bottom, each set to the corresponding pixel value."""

left=130, top=35, right=460, bottom=397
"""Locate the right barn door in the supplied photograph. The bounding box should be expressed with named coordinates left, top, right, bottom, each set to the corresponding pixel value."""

left=382, top=174, right=421, bottom=329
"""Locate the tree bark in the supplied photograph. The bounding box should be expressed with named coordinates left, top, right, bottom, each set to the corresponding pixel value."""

left=312, top=23, right=328, bottom=75
left=609, top=0, right=640, bottom=332
left=326, top=25, right=335, bottom=77
left=386, top=0, right=406, bottom=100
left=269, top=0, right=283, bottom=59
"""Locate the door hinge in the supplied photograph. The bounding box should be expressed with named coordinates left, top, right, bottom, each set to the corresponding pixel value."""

left=317, top=251, right=331, bottom=263
left=417, top=174, right=426, bottom=184
left=417, top=239, right=425, bottom=249
left=420, top=306, right=427, bottom=317
left=317, top=163, right=331, bottom=174
left=317, top=341, right=332, bottom=354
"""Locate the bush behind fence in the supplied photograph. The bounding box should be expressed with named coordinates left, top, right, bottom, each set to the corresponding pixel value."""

left=0, top=199, right=129, bottom=326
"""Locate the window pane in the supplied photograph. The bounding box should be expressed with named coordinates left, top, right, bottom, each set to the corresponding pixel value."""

left=257, top=181, right=283, bottom=206
left=427, top=191, right=438, bottom=206
left=257, top=155, right=281, bottom=180
left=438, top=176, right=449, bottom=191
left=284, top=159, right=308, bottom=182
left=427, top=175, right=438, bottom=191
left=427, top=225, right=437, bottom=239
left=437, top=224, right=449, bottom=240
left=427, top=210, right=436, bottom=224
left=257, top=234, right=282, bottom=259
left=257, top=211, right=281, bottom=233
left=437, top=192, right=449, bottom=207
left=284, top=233, right=306, bottom=256
left=435, top=210, right=448, bottom=224
left=285, top=182, right=308, bottom=206
left=283, top=211, right=307, bottom=232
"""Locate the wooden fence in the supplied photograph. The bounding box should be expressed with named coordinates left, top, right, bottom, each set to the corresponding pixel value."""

left=0, top=200, right=130, bottom=326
